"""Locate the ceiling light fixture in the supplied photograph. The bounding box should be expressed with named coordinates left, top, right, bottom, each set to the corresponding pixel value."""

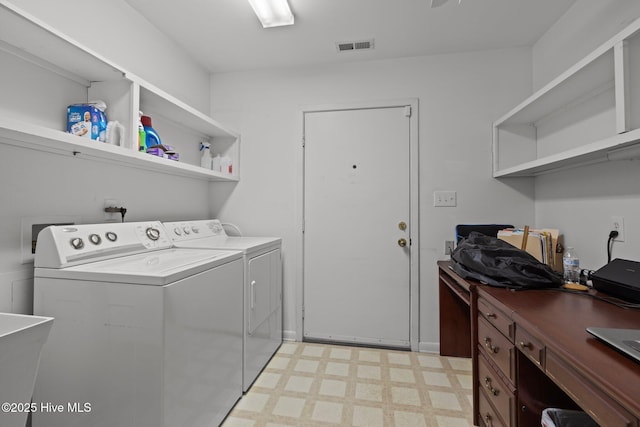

left=247, top=0, right=294, bottom=28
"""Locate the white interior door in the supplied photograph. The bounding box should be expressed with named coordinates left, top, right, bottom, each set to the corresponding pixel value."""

left=303, top=105, right=412, bottom=348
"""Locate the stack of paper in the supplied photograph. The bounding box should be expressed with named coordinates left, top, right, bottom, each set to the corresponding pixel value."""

left=497, top=228, right=562, bottom=271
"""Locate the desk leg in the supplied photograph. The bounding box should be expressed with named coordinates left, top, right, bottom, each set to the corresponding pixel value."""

left=439, top=279, right=472, bottom=357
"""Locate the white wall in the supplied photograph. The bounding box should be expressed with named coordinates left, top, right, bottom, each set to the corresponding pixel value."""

left=209, top=49, right=536, bottom=348
left=532, top=0, right=640, bottom=271
left=7, top=0, right=211, bottom=112
left=0, top=1, right=213, bottom=313
left=533, top=0, right=640, bottom=91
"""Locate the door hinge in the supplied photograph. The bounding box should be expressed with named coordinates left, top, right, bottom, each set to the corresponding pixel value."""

left=404, top=106, right=412, bottom=117
left=302, top=137, right=306, bottom=147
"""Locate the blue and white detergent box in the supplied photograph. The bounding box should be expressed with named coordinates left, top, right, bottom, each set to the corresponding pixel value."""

left=67, top=103, right=107, bottom=141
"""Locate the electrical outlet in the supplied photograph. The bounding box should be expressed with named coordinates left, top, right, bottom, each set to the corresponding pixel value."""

left=611, top=216, right=625, bottom=242
left=104, top=198, right=118, bottom=221
left=445, top=240, right=455, bottom=255
left=434, top=191, right=457, bottom=207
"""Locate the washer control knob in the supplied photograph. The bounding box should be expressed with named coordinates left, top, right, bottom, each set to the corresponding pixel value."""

left=174, top=227, right=182, bottom=236
left=182, top=226, right=191, bottom=235
left=70, top=237, right=84, bottom=250
left=146, top=227, right=161, bottom=241
left=89, top=234, right=102, bottom=245
left=105, top=232, right=117, bottom=242
left=191, top=226, right=199, bottom=233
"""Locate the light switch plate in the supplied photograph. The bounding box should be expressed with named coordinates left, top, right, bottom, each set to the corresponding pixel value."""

left=434, top=190, right=457, bottom=207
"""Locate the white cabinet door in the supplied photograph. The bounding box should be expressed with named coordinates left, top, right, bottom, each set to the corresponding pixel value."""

left=303, top=105, right=411, bottom=348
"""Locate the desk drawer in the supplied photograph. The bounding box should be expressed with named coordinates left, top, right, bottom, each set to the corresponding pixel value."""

left=479, top=353, right=516, bottom=427
left=546, top=350, right=638, bottom=427
left=479, top=388, right=507, bottom=427
left=515, top=325, right=545, bottom=368
left=478, top=297, right=514, bottom=340
left=478, top=316, right=516, bottom=382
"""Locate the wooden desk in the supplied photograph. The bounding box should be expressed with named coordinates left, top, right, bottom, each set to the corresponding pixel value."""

left=438, top=261, right=640, bottom=427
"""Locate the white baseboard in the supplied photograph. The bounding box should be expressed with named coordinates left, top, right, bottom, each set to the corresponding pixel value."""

left=283, top=329, right=297, bottom=342
left=282, top=332, right=441, bottom=356
left=418, top=341, right=440, bottom=354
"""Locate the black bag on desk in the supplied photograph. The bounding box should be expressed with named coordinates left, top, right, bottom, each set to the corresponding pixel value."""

left=450, top=232, right=562, bottom=289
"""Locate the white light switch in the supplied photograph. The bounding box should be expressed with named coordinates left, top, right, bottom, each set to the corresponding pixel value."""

left=433, top=190, right=457, bottom=207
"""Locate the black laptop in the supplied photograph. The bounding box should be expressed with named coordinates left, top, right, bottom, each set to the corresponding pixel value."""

left=586, top=327, right=640, bottom=364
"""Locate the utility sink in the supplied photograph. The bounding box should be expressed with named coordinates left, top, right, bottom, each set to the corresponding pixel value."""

left=0, top=312, right=53, bottom=427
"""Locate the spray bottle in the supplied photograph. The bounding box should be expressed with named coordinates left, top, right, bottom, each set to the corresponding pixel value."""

left=200, top=142, right=212, bottom=169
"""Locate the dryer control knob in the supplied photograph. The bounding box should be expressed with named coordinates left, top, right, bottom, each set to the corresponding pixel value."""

left=191, top=226, right=199, bottom=233
left=70, top=237, right=84, bottom=250
left=174, top=227, right=182, bottom=236
left=105, top=232, right=117, bottom=242
left=183, top=226, right=191, bottom=235
left=146, top=227, right=161, bottom=241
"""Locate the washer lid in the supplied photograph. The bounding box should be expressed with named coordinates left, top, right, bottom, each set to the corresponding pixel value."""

left=35, top=248, right=243, bottom=285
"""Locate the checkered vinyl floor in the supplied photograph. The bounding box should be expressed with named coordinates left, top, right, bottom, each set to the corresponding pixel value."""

left=222, top=341, right=473, bottom=427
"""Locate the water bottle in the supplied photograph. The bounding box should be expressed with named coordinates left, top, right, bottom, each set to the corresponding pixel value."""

left=563, top=247, right=580, bottom=283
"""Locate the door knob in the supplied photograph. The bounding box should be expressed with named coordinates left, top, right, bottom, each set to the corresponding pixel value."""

left=398, top=238, right=407, bottom=247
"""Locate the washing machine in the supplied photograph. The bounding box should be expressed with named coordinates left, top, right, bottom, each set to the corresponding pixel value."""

left=164, top=219, right=282, bottom=391
left=32, top=221, right=244, bottom=427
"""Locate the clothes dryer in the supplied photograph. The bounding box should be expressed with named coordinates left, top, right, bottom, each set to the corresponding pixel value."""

left=33, top=221, right=243, bottom=427
left=164, top=219, right=282, bottom=391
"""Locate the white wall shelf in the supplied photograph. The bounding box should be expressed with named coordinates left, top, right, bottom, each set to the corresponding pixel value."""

left=0, top=117, right=237, bottom=181
left=492, top=16, right=640, bottom=177
left=0, top=0, right=240, bottom=182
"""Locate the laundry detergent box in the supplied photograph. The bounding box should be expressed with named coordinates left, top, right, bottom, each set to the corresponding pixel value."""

left=67, top=103, right=107, bottom=141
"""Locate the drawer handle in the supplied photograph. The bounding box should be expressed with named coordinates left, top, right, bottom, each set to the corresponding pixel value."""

left=484, top=376, right=500, bottom=396
left=485, top=312, right=497, bottom=319
left=484, top=413, right=493, bottom=427
left=519, top=341, right=532, bottom=350
left=484, top=337, right=499, bottom=354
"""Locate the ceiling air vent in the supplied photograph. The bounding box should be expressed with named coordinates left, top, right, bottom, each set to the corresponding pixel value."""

left=336, top=39, right=375, bottom=53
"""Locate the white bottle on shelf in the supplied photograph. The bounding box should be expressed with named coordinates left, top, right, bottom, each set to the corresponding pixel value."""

left=220, top=156, right=232, bottom=174
left=200, top=142, right=212, bottom=169
left=211, top=154, right=221, bottom=172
